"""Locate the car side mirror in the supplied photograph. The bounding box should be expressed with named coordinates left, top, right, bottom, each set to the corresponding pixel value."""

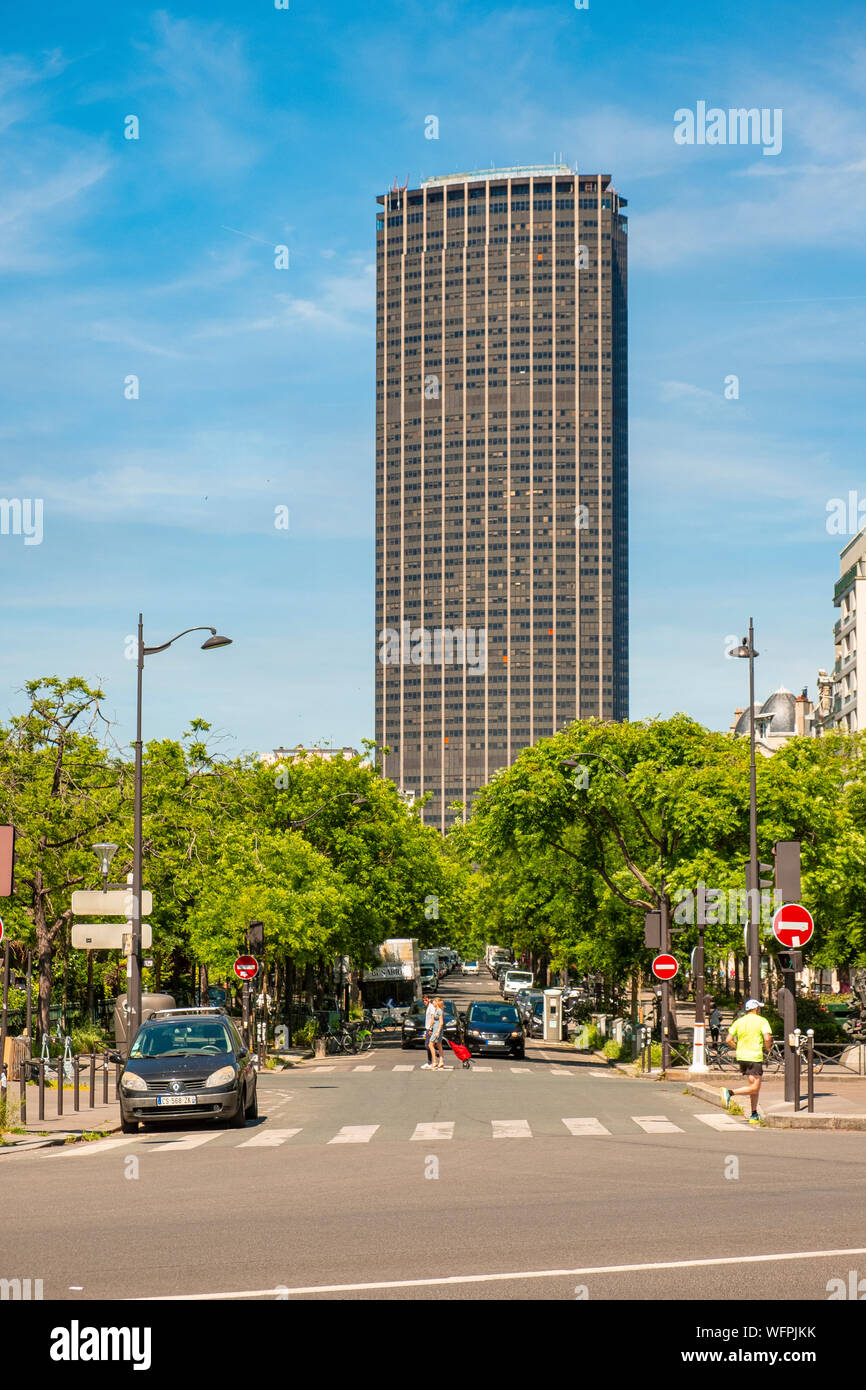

left=107, top=1050, right=123, bottom=1064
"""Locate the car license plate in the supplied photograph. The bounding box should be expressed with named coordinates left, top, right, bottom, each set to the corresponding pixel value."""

left=483, top=1038, right=504, bottom=1046
left=156, top=1095, right=197, bottom=1106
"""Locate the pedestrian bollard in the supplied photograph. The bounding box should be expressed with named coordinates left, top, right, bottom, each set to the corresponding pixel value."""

left=806, top=1029, right=815, bottom=1114
left=89, top=1053, right=96, bottom=1109
left=37, top=1059, right=45, bottom=1121
left=102, top=1053, right=109, bottom=1104
left=18, top=1064, right=26, bottom=1125
left=57, top=1056, right=63, bottom=1117
left=791, top=1028, right=801, bottom=1114
left=0, top=1064, right=7, bottom=1126
left=73, top=1055, right=80, bottom=1112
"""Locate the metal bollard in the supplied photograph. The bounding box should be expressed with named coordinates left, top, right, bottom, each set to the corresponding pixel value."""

left=38, top=1059, right=45, bottom=1121
left=806, top=1029, right=815, bottom=1113
left=792, top=1028, right=801, bottom=1114
left=19, top=1066, right=26, bottom=1126
left=73, top=1056, right=80, bottom=1112
left=103, top=1053, right=109, bottom=1104
left=57, top=1056, right=63, bottom=1117
left=89, top=1053, right=96, bottom=1109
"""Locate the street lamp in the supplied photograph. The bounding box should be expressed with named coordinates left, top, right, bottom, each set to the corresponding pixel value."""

left=129, top=616, right=232, bottom=1052
left=728, top=620, right=760, bottom=1000
left=92, top=842, right=118, bottom=891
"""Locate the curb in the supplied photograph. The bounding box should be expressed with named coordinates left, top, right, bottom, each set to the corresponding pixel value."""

left=681, top=1081, right=866, bottom=1130
left=2, top=1123, right=121, bottom=1153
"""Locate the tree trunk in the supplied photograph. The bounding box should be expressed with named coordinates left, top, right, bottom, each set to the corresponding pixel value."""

left=199, top=962, right=209, bottom=1007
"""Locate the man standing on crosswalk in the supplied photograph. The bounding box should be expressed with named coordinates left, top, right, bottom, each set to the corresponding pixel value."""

left=420, top=993, right=435, bottom=1069
left=721, top=998, right=772, bottom=1125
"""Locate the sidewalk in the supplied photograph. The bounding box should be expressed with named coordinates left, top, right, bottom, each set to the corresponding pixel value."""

left=1, top=1082, right=121, bottom=1150
left=681, top=1073, right=866, bottom=1129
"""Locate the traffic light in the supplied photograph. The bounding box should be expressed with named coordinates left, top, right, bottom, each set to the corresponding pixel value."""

left=777, top=949, right=803, bottom=973
left=773, top=841, right=801, bottom=903
left=248, top=920, right=265, bottom=955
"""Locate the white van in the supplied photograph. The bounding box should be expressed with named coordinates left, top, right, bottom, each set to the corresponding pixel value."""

left=502, top=969, right=534, bottom=1000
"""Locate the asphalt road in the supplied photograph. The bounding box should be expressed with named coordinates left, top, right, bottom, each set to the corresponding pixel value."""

left=2, top=970, right=865, bottom=1302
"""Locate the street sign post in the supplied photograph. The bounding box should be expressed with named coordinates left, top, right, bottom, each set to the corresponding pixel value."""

left=772, top=903, right=814, bottom=950
left=651, top=954, right=678, bottom=981
left=233, top=956, right=258, bottom=981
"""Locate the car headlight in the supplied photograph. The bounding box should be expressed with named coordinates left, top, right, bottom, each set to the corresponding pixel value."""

left=404, top=1021, right=416, bottom=1029
left=510, top=1031, right=522, bottom=1038
left=122, top=1071, right=147, bottom=1092
left=204, top=1065, right=236, bottom=1089
left=467, top=1029, right=480, bottom=1037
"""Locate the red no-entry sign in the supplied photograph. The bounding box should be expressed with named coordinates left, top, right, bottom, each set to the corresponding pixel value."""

left=772, top=903, right=814, bottom=949
left=0, top=917, right=4, bottom=944
left=652, top=953, right=678, bottom=981
left=233, top=955, right=258, bottom=981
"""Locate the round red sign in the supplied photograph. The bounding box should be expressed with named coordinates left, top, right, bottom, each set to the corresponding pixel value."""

left=651, top=953, right=678, bottom=980
left=772, top=903, right=814, bottom=949
left=233, top=955, right=258, bottom=981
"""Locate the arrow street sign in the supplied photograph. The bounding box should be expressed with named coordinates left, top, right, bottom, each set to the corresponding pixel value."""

left=72, top=923, right=153, bottom=950
left=772, top=902, right=814, bottom=950
left=71, top=889, right=153, bottom=916
left=234, top=955, right=258, bottom=981
left=651, top=953, right=679, bottom=981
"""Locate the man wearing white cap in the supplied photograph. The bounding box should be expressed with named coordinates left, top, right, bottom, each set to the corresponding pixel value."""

left=720, top=999, right=772, bottom=1125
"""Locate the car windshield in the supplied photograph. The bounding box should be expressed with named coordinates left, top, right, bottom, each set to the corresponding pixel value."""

left=507, top=973, right=533, bottom=983
left=130, top=1021, right=233, bottom=1058
left=470, top=1004, right=519, bottom=1025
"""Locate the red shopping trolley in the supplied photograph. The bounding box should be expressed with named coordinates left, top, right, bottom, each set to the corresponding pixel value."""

left=447, top=1038, right=472, bottom=1069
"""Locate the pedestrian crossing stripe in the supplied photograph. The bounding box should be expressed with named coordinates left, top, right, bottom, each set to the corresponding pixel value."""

left=51, top=1111, right=752, bottom=1156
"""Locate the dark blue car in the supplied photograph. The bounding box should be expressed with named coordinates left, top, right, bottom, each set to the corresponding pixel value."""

left=462, top=1001, right=525, bottom=1059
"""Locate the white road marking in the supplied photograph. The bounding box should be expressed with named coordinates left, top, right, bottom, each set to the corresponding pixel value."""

left=632, top=1115, right=683, bottom=1134
left=353, top=1066, right=375, bottom=1072
left=67, top=1138, right=133, bottom=1156
left=510, top=1067, right=531, bottom=1073
left=142, top=1246, right=866, bottom=1299
left=147, top=1132, right=221, bottom=1152
left=562, top=1117, right=610, bottom=1136
left=307, top=1066, right=335, bottom=1072
left=473, top=1066, right=492, bottom=1072
left=238, top=1129, right=301, bottom=1147
left=392, top=1065, right=415, bottom=1071
left=550, top=1067, right=574, bottom=1075
left=491, top=1119, right=532, bottom=1139
left=410, top=1122, right=455, bottom=1142
left=693, top=1112, right=749, bottom=1131
left=328, top=1125, right=379, bottom=1144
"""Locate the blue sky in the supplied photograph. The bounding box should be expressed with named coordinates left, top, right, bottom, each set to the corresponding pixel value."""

left=1, top=0, right=865, bottom=758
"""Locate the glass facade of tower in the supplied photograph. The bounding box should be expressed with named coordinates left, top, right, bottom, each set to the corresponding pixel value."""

left=375, top=165, right=628, bottom=830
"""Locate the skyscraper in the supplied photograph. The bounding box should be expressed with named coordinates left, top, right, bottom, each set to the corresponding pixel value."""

left=376, top=164, right=628, bottom=830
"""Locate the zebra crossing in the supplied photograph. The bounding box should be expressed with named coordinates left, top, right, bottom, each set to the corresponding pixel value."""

left=60, top=1109, right=748, bottom=1157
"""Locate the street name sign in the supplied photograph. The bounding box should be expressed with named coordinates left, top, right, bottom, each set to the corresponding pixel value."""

left=72, top=922, right=153, bottom=949
left=0, top=826, right=14, bottom=897
left=651, top=954, right=679, bottom=981
left=71, top=889, right=153, bottom=916
left=234, top=955, right=258, bottom=980
left=772, top=902, right=814, bottom=949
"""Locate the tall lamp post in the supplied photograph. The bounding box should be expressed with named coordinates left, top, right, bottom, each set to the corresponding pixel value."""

left=129, top=616, right=232, bottom=1052
left=728, top=621, right=760, bottom=999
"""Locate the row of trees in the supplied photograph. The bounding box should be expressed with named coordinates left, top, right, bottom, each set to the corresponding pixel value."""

left=3, top=678, right=863, bottom=1042
left=0, top=677, right=471, bottom=1038
left=451, top=713, right=866, bottom=993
